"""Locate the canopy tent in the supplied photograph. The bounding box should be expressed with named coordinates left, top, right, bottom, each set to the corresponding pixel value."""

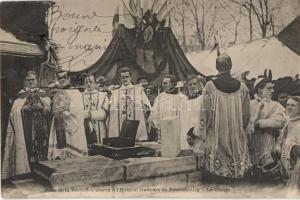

left=186, top=37, right=300, bottom=79
left=71, top=0, right=202, bottom=85
left=0, top=28, right=43, bottom=57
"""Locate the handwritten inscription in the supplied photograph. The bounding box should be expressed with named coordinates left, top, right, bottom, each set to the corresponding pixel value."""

left=48, top=4, right=112, bottom=69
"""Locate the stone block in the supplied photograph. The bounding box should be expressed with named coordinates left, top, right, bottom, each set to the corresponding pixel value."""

left=187, top=171, right=203, bottom=187
left=160, top=174, right=188, bottom=188
left=33, top=155, right=125, bottom=190
left=50, top=163, right=124, bottom=190
left=111, top=174, right=188, bottom=198
left=125, top=156, right=197, bottom=181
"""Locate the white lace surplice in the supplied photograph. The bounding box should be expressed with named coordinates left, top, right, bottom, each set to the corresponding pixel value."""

left=48, top=89, right=88, bottom=160
left=204, top=81, right=251, bottom=178
left=180, top=95, right=203, bottom=150
left=82, top=89, right=109, bottom=144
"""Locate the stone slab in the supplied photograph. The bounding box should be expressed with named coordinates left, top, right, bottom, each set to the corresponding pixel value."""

left=33, top=155, right=125, bottom=190
left=112, top=173, right=188, bottom=198
left=125, top=156, right=197, bottom=181
left=187, top=171, right=203, bottom=187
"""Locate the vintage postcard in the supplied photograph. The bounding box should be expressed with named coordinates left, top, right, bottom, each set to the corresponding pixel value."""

left=1, top=0, right=299, bottom=198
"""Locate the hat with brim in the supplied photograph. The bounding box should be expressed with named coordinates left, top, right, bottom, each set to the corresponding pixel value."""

left=254, top=78, right=265, bottom=89
left=254, top=78, right=274, bottom=89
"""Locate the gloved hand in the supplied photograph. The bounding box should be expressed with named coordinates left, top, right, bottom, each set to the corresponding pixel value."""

left=187, top=127, right=196, bottom=146
left=292, top=145, right=300, bottom=159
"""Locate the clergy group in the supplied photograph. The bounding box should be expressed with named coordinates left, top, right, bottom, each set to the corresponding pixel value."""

left=2, top=54, right=300, bottom=189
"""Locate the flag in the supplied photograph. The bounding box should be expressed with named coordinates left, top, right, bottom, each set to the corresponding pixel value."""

left=136, top=0, right=143, bottom=20
left=119, top=0, right=135, bottom=29
left=129, top=0, right=137, bottom=16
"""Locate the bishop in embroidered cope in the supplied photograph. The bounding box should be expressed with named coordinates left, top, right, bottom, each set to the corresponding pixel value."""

left=2, top=72, right=51, bottom=179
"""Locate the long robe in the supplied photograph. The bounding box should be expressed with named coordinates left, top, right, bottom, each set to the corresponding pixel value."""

left=180, top=95, right=203, bottom=150
left=82, top=89, right=109, bottom=145
left=108, top=84, right=150, bottom=141
left=204, top=81, right=251, bottom=178
left=149, top=91, right=186, bottom=146
left=48, top=89, right=88, bottom=160
left=2, top=88, right=51, bottom=180
left=247, top=97, right=285, bottom=166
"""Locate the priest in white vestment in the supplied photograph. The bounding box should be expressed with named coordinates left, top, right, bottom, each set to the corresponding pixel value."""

left=82, top=75, right=109, bottom=145
left=108, top=67, right=150, bottom=141
left=204, top=55, right=251, bottom=179
left=48, top=71, right=88, bottom=160
left=275, top=96, right=300, bottom=188
left=149, top=75, right=186, bottom=145
left=2, top=71, right=51, bottom=180
left=181, top=75, right=208, bottom=152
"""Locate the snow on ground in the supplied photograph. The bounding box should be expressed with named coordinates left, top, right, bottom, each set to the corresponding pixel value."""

left=186, top=37, right=300, bottom=79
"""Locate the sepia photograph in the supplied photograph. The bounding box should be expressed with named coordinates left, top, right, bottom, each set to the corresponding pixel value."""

left=0, top=0, right=299, bottom=198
